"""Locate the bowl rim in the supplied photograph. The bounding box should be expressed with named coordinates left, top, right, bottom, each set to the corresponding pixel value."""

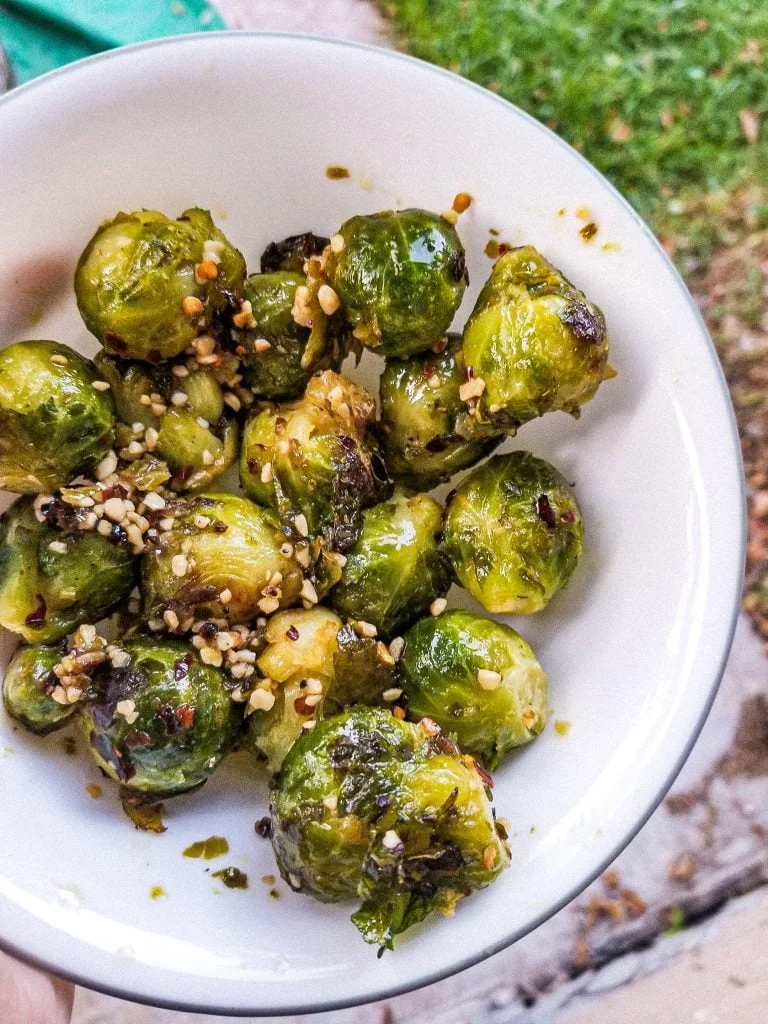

left=0, top=29, right=746, bottom=1017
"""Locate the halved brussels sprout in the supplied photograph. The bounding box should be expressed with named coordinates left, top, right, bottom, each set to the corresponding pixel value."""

left=0, top=497, right=136, bottom=643
left=94, top=353, right=237, bottom=491
left=327, top=209, right=468, bottom=358
left=260, top=232, right=330, bottom=274
left=328, top=489, right=451, bottom=638
left=235, top=273, right=347, bottom=400
left=245, top=607, right=343, bottom=773
left=2, top=643, right=74, bottom=734
left=270, top=705, right=509, bottom=948
left=244, top=609, right=401, bottom=772
left=400, top=611, right=547, bottom=769
left=443, top=452, right=584, bottom=614
left=378, top=336, right=504, bottom=490
left=239, top=371, right=391, bottom=550
left=461, top=246, right=611, bottom=431
left=0, top=340, right=114, bottom=494
left=141, top=493, right=304, bottom=624
left=75, top=208, right=246, bottom=361
left=80, top=635, right=240, bottom=796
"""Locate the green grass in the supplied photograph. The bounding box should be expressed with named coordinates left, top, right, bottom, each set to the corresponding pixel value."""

left=381, top=0, right=768, bottom=228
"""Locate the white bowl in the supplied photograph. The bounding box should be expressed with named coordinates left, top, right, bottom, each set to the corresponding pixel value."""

left=0, top=32, right=744, bottom=1016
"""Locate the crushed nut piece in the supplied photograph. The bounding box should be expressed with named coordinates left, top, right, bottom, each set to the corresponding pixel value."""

left=477, top=669, right=502, bottom=690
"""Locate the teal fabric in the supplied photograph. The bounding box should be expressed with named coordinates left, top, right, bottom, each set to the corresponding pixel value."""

left=0, top=0, right=226, bottom=83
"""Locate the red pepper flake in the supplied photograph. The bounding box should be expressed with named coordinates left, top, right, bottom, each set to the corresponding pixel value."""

left=473, top=758, right=495, bottom=789
left=286, top=625, right=300, bottom=641
left=25, top=594, right=47, bottom=627
left=176, top=704, right=196, bottom=730
left=293, top=696, right=313, bottom=716
left=392, top=706, right=406, bottom=720
left=535, top=493, right=557, bottom=528
left=422, top=365, right=436, bottom=380
left=432, top=337, right=448, bottom=353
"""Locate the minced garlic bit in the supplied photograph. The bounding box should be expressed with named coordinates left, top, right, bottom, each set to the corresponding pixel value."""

left=440, top=208, right=459, bottom=225
left=219, top=588, right=233, bottom=605
left=182, top=295, right=205, bottom=317
left=426, top=373, right=442, bottom=390
left=142, top=491, right=166, bottom=511
left=193, top=335, right=216, bottom=357
left=459, top=376, right=486, bottom=403
left=258, top=595, right=280, bottom=615
left=483, top=845, right=496, bottom=870
left=291, top=285, right=313, bottom=328
left=429, top=598, right=447, bottom=616
left=103, top=496, right=127, bottom=522
left=293, top=513, right=309, bottom=537
left=91, top=380, right=111, bottom=392
left=382, top=830, right=402, bottom=851
left=171, top=390, right=188, bottom=407
left=115, top=699, right=139, bottom=725
left=382, top=687, right=402, bottom=703
left=477, top=669, right=502, bottom=691
left=232, top=299, right=257, bottom=329
left=163, top=609, right=180, bottom=631
left=329, top=233, right=345, bottom=254
left=300, top=579, right=319, bottom=605
left=171, top=554, right=189, bottom=578
left=253, top=337, right=271, bottom=353
left=388, top=637, right=405, bottom=662
left=317, top=284, right=341, bottom=316
left=260, top=462, right=273, bottom=484
left=354, top=620, right=377, bottom=638
left=322, top=793, right=338, bottom=811
left=376, top=642, right=395, bottom=666
left=200, top=646, right=223, bottom=667
left=48, top=540, right=67, bottom=554
left=50, top=354, right=68, bottom=366
left=249, top=688, right=276, bottom=712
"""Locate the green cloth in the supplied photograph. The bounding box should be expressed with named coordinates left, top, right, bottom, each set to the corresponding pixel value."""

left=0, top=0, right=226, bottom=84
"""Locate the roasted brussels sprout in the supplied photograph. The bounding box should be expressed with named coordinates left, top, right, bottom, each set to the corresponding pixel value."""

left=0, top=340, right=114, bottom=494
left=328, top=489, right=450, bottom=638
left=400, top=611, right=547, bottom=768
left=327, top=209, right=468, bottom=358
left=443, top=452, right=584, bottom=614
left=94, top=353, right=237, bottom=491
left=235, top=273, right=347, bottom=399
left=80, top=636, right=240, bottom=796
left=270, top=705, right=509, bottom=948
left=245, top=607, right=343, bottom=773
left=0, top=497, right=136, bottom=643
left=378, top=336, right=503, bottom=490
left=260, top=232, right=329, bottom=274
left=239, top=371, right=391, bottom=550
left=2, top=643, right=74, bottom=734
left=461, top=246, right=611, bottom=431
left=75, top=208, right=246, bottom=361
left=141, top=493, right=305, bottom=624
